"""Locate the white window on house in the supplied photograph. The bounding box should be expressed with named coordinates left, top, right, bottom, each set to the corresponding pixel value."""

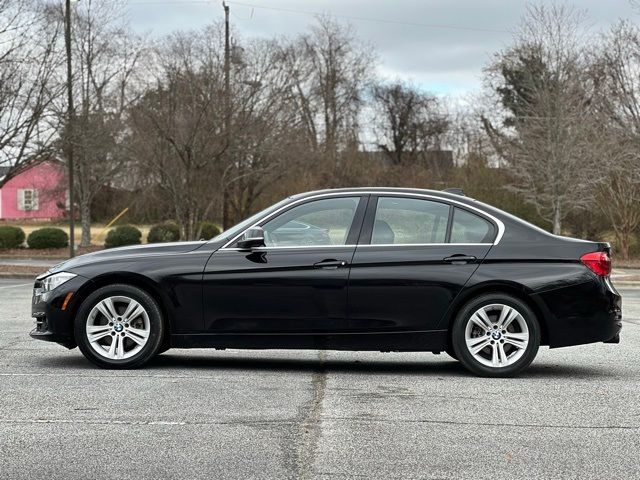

left=17, top=189, right=39, bottom=211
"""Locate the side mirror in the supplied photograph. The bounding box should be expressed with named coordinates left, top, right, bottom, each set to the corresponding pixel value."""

left=237, top=226, right=265, bottom=250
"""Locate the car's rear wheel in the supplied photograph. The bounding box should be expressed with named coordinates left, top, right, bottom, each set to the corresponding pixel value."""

left=451, top=293, right=540, bottom=377
left=75, top=284, right=164, bottom=369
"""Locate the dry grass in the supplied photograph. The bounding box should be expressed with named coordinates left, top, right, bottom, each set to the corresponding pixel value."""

left=0, top=264, right=43, bottom=277
left=0, top=246, right=102, bottom=259
left=613, top=259, right=640, bottom=269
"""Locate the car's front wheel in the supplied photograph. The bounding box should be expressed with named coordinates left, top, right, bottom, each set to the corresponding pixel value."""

left=74, top=284, right=164, bottom=369
left=451, top=293, right=540, bottom=377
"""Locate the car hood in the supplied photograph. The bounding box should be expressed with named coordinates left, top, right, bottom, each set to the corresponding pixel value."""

left=47, top=241, right=208, bottom=274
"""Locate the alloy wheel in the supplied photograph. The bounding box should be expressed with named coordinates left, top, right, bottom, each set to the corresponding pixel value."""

left=85, top=295, right=151, bottom=360
left=464, top=303, right=529, bottom=368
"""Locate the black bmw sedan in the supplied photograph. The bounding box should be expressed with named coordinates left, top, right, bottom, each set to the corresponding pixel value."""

left=30, top=188, right=622, bottom=377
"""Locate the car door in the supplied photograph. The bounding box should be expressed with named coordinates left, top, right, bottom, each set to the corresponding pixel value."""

left=202, top=195, right=367, bottom=333
left=347, top=195, right=496, bottom=332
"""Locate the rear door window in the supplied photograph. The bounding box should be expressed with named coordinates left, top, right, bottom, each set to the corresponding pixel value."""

left=450, top=208, right=495, bottom=243
left=371, top=197, right=450, bottom=244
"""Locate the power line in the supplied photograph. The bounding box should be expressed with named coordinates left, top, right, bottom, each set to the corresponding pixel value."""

left=126, top=0, right=214, bottom=4
left=124, top=0, right=512, bottom=34
left=227, top=1, right=511, bottom=34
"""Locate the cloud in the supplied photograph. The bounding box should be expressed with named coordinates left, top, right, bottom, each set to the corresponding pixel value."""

left=127, top=0, right=637, bottom=96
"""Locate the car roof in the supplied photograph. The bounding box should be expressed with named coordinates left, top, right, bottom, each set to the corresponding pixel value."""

left=288, top=187, right=561, bottom=245
left=290, top=187, right=472, bottom=204
left=289, top=186, right=530, bottom=231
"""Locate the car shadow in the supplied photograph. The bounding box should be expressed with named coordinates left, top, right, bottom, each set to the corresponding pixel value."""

left=147, top=353, right=468, bottom=376
left=38, top=352, right=613, bottom=379
left=142, top=352, right=610, bottom=379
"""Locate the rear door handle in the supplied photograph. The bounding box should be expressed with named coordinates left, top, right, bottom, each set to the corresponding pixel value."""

left=443, top=255, right=477, bottom=264
left=314, top=259, right=348, bottom=269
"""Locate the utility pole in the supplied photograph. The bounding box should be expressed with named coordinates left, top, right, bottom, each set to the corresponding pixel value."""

left=222, top=1, right=231, bottom=230
left=64, top=0, right=76, bottom=257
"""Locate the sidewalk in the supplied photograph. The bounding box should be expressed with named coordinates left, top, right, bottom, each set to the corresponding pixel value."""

left=0, top=258, right=57, bottom=279
left=610, top=268, right=640, bottom=286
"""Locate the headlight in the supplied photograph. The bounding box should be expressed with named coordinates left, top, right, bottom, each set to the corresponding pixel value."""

left=40, top=272, right=77, bottom=292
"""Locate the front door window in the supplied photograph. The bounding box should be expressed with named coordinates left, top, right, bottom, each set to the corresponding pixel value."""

left=261, top=197, right=360, bottom=247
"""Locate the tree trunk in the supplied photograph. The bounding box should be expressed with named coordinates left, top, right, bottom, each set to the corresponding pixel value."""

left=615, top=230, right=630, bottom=260
left=182, top=211, right=200, bottom=241
left=552, top=203, right=562, bottom=235
left=222, top=186, right=230, bottom=230
left=80, top=196, right=91, bottom=247
left=184, top=212, right=194, bottom=241
left=179, top=222, right=188, bottom=242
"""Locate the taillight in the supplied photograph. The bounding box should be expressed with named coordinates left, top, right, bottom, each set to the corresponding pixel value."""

left=580, top=251, right=611, bottom=276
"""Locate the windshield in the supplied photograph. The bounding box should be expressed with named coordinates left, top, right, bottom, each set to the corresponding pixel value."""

left=210, top=197, right=291, bottom=243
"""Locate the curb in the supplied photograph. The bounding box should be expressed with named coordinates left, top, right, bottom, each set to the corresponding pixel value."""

left=612, top=281, right=640, bottom=288
left=0, top=273, right=37, bottom=280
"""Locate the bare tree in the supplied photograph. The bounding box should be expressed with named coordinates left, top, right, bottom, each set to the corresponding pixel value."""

left=595, top=143, right=640, bottom=259
left=129, top=25, right=228, bottom=240
left=281, top=17, right=374, bottom=160
left=57, top=0, right=144, bottom=246
left=223, top=39, right=309, bottom=225
left=446, top=100, right=495, bottom=167
left=483, top=5, right=598, bottom=234
left=371, top=81, right=449, bottom=165
left=0, top=0, right=62, bottom=184
left=591, top=21, right=640, bottom=258
left=131, top=21, right=364, bottom=237
left=594, top=21, right=640, bottom=134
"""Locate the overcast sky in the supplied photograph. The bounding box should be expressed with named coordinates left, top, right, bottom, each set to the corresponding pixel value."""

left=126, top=0, right=638, bottom=97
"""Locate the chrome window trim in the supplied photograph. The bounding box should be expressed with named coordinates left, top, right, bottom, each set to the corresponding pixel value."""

left=220, top=245, right=357, bottom=252
left=220, top=242, right=492, bottom=252
left=219, top=191, right=505, bottom=250
left=358, top=243, right=493, bottom=248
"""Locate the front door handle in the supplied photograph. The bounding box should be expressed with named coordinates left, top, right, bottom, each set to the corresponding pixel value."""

left=313, top=259, right=348, bottom=269
left=443, top=254, right=477, bottom=264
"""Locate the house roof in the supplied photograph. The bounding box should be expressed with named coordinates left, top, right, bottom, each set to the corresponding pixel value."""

left=0, top=158, right=64, bottom=187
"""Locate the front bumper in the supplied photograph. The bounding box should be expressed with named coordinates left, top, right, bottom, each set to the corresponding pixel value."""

left=29, top=328, right=77, bottom=349
left=603, top=332, right=621, bottom=344
left=30, top=273, right=93, bottom=349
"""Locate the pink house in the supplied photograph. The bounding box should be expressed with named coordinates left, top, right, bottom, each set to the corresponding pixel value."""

left=0, top=160, right=67, bottom=220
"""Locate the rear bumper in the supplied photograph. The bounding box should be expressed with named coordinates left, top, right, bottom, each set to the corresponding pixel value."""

left=532, top=275, right=622, bottom=348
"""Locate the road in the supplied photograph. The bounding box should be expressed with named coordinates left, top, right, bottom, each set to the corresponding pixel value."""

left=0, top=277, right=639, bottom=480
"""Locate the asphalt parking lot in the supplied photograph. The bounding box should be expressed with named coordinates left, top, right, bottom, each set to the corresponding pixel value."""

left=0, top=278, right=639, bottom=480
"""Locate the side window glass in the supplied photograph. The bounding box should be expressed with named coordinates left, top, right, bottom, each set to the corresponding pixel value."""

left=372, top=197, right=449, bottom=244
left=450, top=208, right=495, bottom=243
left=261, top=197, right=360, bottom=247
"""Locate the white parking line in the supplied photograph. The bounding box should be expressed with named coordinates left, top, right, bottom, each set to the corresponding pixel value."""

left=0, top=372, right=226, bottom=380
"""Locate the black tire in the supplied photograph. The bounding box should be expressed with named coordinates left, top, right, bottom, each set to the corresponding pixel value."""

left=451, top=293, right=540, bottom=377
left=74, top=284, right=164, bottom=369
left=445, top=346, right=458, bottom=360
